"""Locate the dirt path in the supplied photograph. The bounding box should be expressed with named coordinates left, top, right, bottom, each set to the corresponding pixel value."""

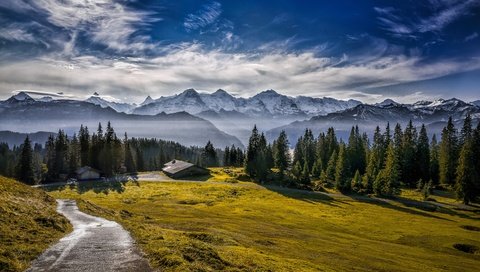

left=27, top=200, right=152, bottom=272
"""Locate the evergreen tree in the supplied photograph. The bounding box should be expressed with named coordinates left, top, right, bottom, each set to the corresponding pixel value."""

left=301, top=161, right=311, bottom=184
left=311, top=158, right=323, bottom=179
left=439, top=117, right=458, bottom=187
left=455, top=139, right=478, bottom=204
left=335, top=144, right=350, bottom=192
left=351, top=169, right=362, bottom=192
left=223, top=146, right=230, bottom=166
left=273, top=130, right=290, bottom=176
left=374, top=143, right=401, bottom=196
left=202, top=140, right=218, bottom=167
left=459, top=114, right=473, bottom=146
left=124, top=133, right=136, bottom=173
left=416, top=124, right=430, bottom=182
left=68, top=134, right=80, bottom=176
left=429, top=134, right=440, bottom=185
left=402, top=120, right=417, bottom=187
left=16, top=136, right=35, bottom=184
left=245, top=125, right=260, bottom=177
left=79, top=125, right=90, bottom=166
left=363, top=126, right=384, bottom=192
left=325, top=150, right=338, bottom=183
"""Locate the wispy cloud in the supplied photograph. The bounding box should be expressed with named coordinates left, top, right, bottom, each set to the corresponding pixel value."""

left=1, top=44, right=479, bottom=103
left=464, top=32, right=478, bottom=42
left=0, top=25, right=36, bottom=43
left=184, top=1, right=222, bottom=32
left=375, top=0, right=480, bottom=38
left=0, top=0, right=160, bottom=54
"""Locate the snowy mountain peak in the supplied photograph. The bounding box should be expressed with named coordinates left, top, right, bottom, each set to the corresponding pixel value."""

left=141, top=95, right=154, bottom=106
left=212, top=89, right=231, bottom=97
left=376, top=99, right=399, bottom=107
left=180, top=88, right=199, bottom=97
left=93, top=92, right=100, bottom=96
left=11, top=92, right=33, bottom=101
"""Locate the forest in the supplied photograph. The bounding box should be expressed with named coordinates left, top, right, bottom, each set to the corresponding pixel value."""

left=2, top=115, right=479, bottom=204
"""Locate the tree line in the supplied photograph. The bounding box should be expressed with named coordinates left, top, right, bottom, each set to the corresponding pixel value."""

left=2, top=122, right=238, bottom=184
left=245, top=116, right=480, bottom=204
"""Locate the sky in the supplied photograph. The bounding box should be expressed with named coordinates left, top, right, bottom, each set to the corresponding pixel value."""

left=0, top=0, right=479, bottom=103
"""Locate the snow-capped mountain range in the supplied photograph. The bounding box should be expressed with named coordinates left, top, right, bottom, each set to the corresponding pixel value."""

left=132, top=89, right=362, bottom=117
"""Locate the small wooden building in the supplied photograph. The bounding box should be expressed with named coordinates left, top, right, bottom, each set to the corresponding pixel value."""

left=162, top=160, right=209, bottom=179
left=76, top=166, right=101, bottom=180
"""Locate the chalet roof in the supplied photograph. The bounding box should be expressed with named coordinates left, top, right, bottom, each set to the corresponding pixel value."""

left=162, top=160, right=196, bottom=174
left=76, top=166, right=100, bottom=175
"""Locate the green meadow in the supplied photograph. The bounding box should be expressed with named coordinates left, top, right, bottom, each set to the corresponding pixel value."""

left=46, top=168, right=480, bottom=272
left=0, top=177, right=71, bottom=271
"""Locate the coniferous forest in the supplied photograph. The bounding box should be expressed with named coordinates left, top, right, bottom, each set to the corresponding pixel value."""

left=1, top=116, right=479, bottom=204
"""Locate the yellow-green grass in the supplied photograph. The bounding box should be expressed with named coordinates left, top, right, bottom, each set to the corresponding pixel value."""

left=47, top=173, right=480, bottom=272
left=0, top=176, right=72, bottom=271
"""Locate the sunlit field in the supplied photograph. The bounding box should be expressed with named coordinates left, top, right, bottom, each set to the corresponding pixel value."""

left=47, top=168, right=480, bottom=272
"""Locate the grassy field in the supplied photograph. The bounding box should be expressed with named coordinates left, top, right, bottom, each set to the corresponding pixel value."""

left=0, top=176, right=72, bottom=271
left=47, top=168, right=480, bottom=271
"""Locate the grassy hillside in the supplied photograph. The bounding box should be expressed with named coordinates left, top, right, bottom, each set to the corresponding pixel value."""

left=48, top=171, right=480, bottom=271
left=0, top=176, right=71, bottom=271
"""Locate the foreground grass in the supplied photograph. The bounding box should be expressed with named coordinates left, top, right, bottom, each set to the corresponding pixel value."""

left=0, top=176, right=72, bottom=271
left=48, top=173, right=480, bottom=271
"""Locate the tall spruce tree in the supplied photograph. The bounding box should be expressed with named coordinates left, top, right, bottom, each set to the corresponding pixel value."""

left=429, top=134, right=440, bottom=184
left=202, top=140, right=218, bottom=167
left=439, top=117, right=458, bottom=187
left=16, top=136, right=35, bottom=184
left=374, top=143, right=401, bottom=196
left=455, top=139, right=478, bottom=204
left=245, top=125, right=260, bottom=177
left=273, top=130, right=290, bottom=176
left=124, top=133, right=136, bottom=173
left=416, top=124, right=430, bottom=182
left=335, top=144, right=350, bottom=192
left=402, top=120, right=417, bottom=187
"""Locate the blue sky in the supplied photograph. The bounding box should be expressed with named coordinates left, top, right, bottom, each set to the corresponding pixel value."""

left=0, top=0, right=479, bottom=103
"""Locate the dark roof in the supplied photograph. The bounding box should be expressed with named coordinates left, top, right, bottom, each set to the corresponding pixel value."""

left=162, top=160, right=196, bottom=174
left=76, top=166, right=100, bottom=175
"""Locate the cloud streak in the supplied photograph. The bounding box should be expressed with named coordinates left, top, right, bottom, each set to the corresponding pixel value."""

left=184, top=1, right=222, bottom=32
left=1, top=44, right=479, bottom=103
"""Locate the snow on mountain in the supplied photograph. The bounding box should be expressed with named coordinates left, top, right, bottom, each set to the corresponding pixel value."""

left=472, top=100, right=480, bottom=107
left=36, top=96, right=54, bottom=102
left=133, top=89, right=209, bottom=115
left=140, top=95, right=154, bottom=106
left=251, top=90, right=304, bottom=116
left=134, top=88, right=360, bottom=117
left=3, top=92, right=36, bottom=105
left=199, top=89, right=238, bottom=112
left=375, top=99, right=399, bottom=107
left=85, top=94, right=136, bottom=114
left=294, top=96, right=361, bottom=116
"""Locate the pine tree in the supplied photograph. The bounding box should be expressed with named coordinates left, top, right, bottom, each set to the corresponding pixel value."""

left=459, top=114, right=473, bottom=146
left=374, top=143, right=400, bottom=196
left=16, top=136, right=35, bottom=184
left=124, top=133, right=136, bottom=173
left=245, top=125, right=260, bottom=177
left=416, top=124, right=430, bottom=182
left=325, top=150, right=338, bottom=183
left=273, top=130, right=290, bottom=176
left=68, top=134, right=80, bottom=176
left=429, top=134, right=440, bottom=185
left=335, top=144, right=350, bottom=192
left=455, top=139, right=478, bottom=204
left=223, top=146, right=230, bottom=166
left=351, top=170, right=362, bottom=192
left=79, top=125, right=90, bottom=166
left=202, top=140, right=218, bottom=167
left=301, top=161, right=311, bottom=184
left=311, top=158, right=323, bottom=179
left=402, top=120, right=417, bottom=187
left=439, top=117, right=458, bottom=187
